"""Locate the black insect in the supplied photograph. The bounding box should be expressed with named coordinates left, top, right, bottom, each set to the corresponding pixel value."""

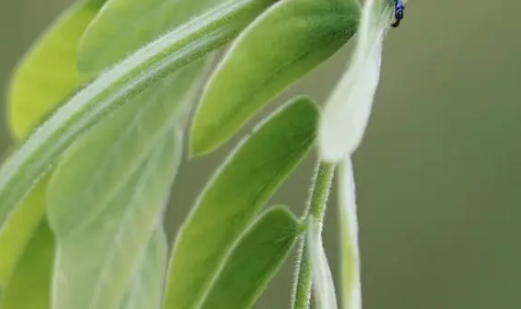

left=391, top=0, right=405, bottom=28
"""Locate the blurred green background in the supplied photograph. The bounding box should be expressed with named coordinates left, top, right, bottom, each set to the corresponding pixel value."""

left=1, top=0, right=521, bottom=308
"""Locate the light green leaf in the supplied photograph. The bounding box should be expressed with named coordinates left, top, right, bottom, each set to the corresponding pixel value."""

left=338, top=158, right=361, bottom=309
left=51, top=126, right=181, bottom=309
left=0, top=0, right=277, bottom=234
left=7, top=0, right=107, bottom=139
left=200, top=207, right=302, bottom=309
left=307, top=219, right=338, bottom=309
left=190, top=0, right=360, bottom=155
left=0, top=220, right=55, bottom=309
left=319, top=0, right=392, bottom=161
left=47, top=60, right=208, bottom=235
left=79, top=0, right=226, bottom=72
left=0, top=177, right=48, bottom=288
left=1, top=0, right=105, bottom=279
left=163, top=96, right=319, bottom=309
left=119, top=227, right=168, bottom=309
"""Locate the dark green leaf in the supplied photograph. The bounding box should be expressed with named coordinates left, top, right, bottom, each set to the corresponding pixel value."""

left=200, top=207, right=302, bottom=309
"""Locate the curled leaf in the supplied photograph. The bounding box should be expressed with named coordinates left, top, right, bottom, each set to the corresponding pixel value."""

left=338, top=158, right=361, bottom=309
left=307, top=219, right=338, bottom=309
left=319, top=0, right=393, bottom=161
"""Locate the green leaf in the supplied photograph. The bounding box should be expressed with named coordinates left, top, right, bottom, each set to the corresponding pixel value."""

left=7, top=0, right=107, bottom=139
left=0, top=177, right=48, bottom=288
left=79, top=0, right=226, bottom=72
left=307, top=219, right=338, bottom=309
left=0, top=0, right=277, bottom=234
left=47, top=60, right=208, bottom=235
left=163, top=96, right=319, bottom=309
left=119, top=227, right=168, bottom=309
left=200, top=207, right=302, bottom=309
left=338, top=159, right=361, bottom=309
left=190, top=0, right=360, bottom=155
left=50, top=126, right=182, bottom=309
left=0, top=220, right=55, bottom=309
left=319, top=0, right=391, bottom=162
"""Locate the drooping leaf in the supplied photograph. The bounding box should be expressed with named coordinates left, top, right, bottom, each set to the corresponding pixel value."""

left=200, top=207, right=302, bottom=309
left=119, top=227, right=168, bottom=309
left=0, top=0, right=277, bottom=234
left=51, top=126, right=182, bottom=309
left=0, top=177, right=48, bottom=288
left=163, top=96, right=319, bottom=309
left=47, top=60, right=208, bottom=235
left=79, top=0, right=226, bottom=73
left=319, top=0, right=392, bottom=161
left=0, top=220, right=55, bottom=309
left=307, top=219, right=338, bottom=309
left=338, top=158, right=361, bottom=309
left=7, top=0, right=107, bottom=139
left=190, top=0, right=360, bottom=155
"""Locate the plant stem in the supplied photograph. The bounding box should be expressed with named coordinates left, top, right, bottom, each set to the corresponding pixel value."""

left=290, top=161, right=335, bottom=309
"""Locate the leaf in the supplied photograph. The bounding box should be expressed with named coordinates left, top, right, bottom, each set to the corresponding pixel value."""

left=338, top=158, right=361, bottom=309
left=78, top=0, right=226, bottom=73
left=319, top=0, right=393, bottom=161
left=163, top=96, right=319, bottom=309
left=200, top=207, right=302, bottom=309
left=7, top=0, right=107, bottom=139
left=190, top=0, right=360, bottom=155
left=51, top=126, right=182, bottom=309
left=307, top=219, right=338, bottom=309
left=47, top=60, right=208, bottom=235
left=0, top=177, right=48, bottom=288
left=119, top=227, right=168, bottom=309
left=0, top=0, right=277, bottom=235
left=0, top=220, right=55, bottom=309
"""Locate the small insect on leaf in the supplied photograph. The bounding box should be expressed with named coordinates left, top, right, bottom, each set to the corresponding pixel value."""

left=391, top=0, right=405, bottom=27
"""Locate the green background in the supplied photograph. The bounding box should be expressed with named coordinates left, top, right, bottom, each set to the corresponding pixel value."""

left=1, top=0, right=521, bottom=308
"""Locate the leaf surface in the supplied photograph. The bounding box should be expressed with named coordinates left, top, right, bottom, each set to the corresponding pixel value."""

left=200, top=207, right=301, bottom=309
left=78, top=0, right=226, bottom=72
left=0, top=178, right=48, bottom=288
left=0, top=221, right=55, bottom=309
left=51, top=126, right=181, bottom=309
left=119, top=228, right=168, bottom=309
left=190, top=0, right=360, bottom=155
left=163, top=97, right=319, bottom=309
left=0, top=0, right=276, bottom=235
left=8, top=0, right=106, bottom=139
left=47, top=61, right=207, bottom=235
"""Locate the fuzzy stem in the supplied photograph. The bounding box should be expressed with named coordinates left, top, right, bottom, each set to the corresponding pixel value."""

left=290, top=162, right=335, bottom=309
